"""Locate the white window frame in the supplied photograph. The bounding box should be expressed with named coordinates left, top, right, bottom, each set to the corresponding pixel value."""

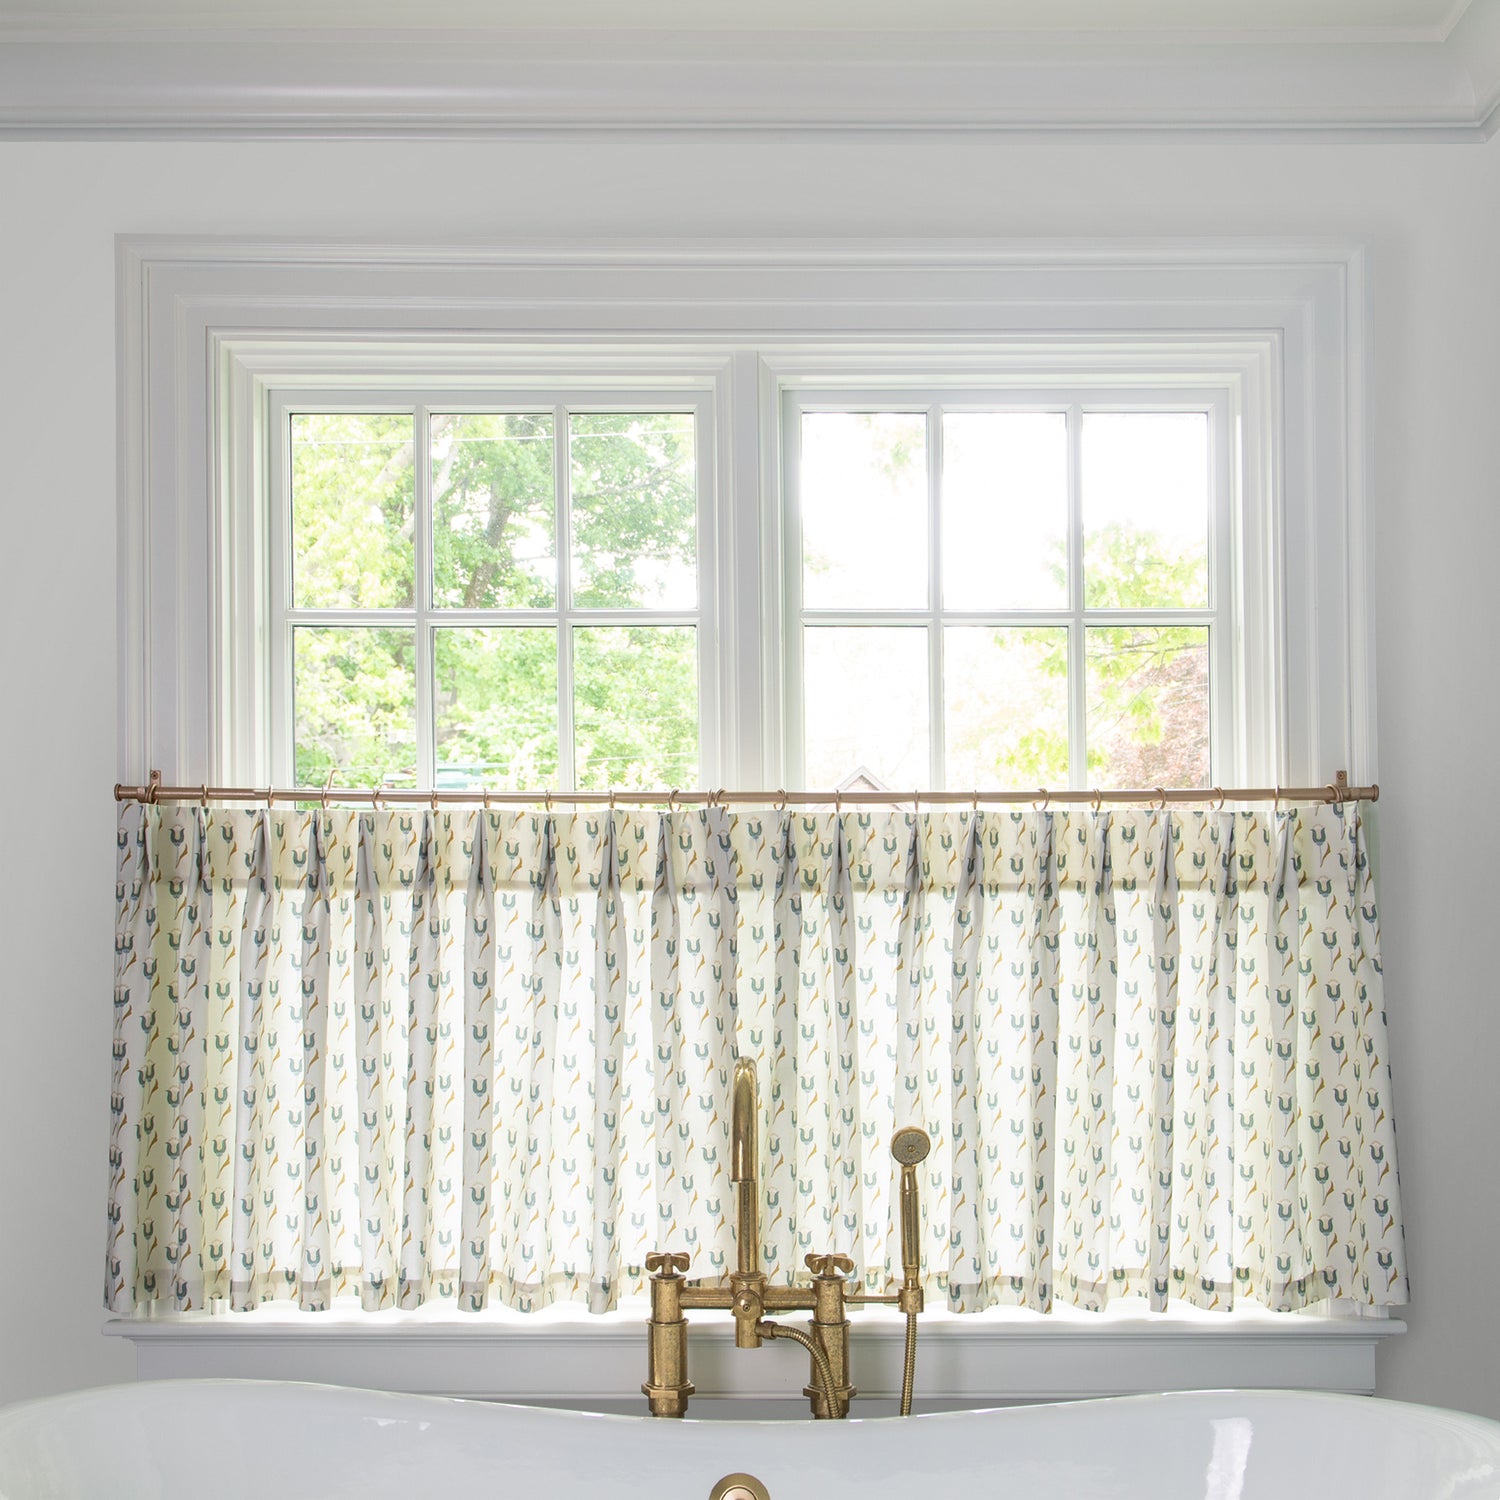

left=259, top=375, right=1251, bottom=796
left=779, top=384, right=1238, bottom=790
left=264, top=386, right=720, bottom=790
left=115, top=237, right=1392, bottom=1402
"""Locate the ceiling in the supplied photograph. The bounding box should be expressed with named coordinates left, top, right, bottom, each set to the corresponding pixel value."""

left=0, top=0, right=1475, bottom=36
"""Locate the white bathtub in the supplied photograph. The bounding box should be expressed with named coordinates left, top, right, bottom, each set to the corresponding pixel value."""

left=1, top=1380, right=1498, bottom=1499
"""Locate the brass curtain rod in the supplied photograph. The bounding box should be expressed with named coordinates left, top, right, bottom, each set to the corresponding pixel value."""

left=115, top=772, right=1376, bottom=811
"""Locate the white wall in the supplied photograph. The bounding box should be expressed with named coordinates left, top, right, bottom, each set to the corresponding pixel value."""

left=0, top=134, right=1496, bottom=1415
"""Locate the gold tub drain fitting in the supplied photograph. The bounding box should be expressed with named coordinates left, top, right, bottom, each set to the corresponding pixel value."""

left=709, top=1474, right=771, bottom=1500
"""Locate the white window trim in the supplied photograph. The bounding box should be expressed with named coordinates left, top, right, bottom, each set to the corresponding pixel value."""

left=116, top=236, right=1384, bottom=1401
left=120, top=239, right=1374, bottom=793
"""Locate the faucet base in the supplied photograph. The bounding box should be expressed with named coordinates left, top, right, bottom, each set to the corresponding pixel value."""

left=641, top=1380, right=695, bottom=1418
left=802, top=1381, right=856, bottom=1421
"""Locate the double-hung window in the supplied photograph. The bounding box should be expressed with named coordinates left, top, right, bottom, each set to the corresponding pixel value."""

left=124, top=242, right=1368, bottom=801
left=263, top=383, right=1238, bottom=794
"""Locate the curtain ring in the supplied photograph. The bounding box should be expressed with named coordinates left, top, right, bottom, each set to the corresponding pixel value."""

left=1090, top=789, right=1102, bottom=815
left=147, top=770, right=161, bottom=805
left=834, top=788, right=842, bottom=814
left=668, top=788, right=679, bottom=811
left=321, top=770, right=335, bottom=813
left=482, top=786, right=492, bottom=811
left=774, top=789, right=787, bottom=813
left=608, top=785, right=617, bottom=811
left=200, top=783, right=210, bottom=810
left=1032, top=789, right=1049, bottom=812
left=1273, top=784, right=1281, bottom=812
left=371, top=788, right=383, bottom=812
left=912, top=790, right=921, bottom=811
left=432, top=787, right=441, bottom=815
left=1325, top=782, right=1342, bottom=806
left=1154, top=787, right=1167, bottom=811
left=544, top=789, right=554, bottom=814
left=1213, top=786, right=1225, bottom=812
left=267, top=786, right=277, bottom=808
left=972, top=789, right=980, bottom=813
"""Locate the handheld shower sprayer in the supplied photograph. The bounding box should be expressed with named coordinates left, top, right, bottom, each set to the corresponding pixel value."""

left=889, top=1126, right=930, bottom=1416
left=890, top=1126, right=930, bottom=1292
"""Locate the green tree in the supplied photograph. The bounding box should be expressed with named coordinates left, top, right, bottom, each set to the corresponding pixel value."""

left=945, top=521, right=1209, bottom=788
left=291, top=407, right=1207, bottom=796
left=802, top=414, right=1210, bottom=791
left=291, top=410, right=699, bottom=791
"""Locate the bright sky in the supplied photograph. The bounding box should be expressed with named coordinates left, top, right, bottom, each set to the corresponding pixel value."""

left=799, top=407, right=1210, bottom=783
left=1081, top=412, right=1209, bottom=601
left=801, top=408, right=1209, bottom=612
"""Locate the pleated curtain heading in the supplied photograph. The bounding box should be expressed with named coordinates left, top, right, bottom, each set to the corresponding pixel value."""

left=109, top=800, right=1407, bottom=1317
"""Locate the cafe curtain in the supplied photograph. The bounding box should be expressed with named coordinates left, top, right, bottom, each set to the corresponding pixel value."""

left=108, top=801, right=1407, bottom=1316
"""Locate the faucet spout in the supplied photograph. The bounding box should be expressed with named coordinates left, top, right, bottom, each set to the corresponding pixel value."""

left=731, top=1056, right=760, bottom=1280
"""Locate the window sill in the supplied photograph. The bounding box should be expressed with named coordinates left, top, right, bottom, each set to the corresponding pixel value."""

left=105, top=1304, right=1404, bottom=1411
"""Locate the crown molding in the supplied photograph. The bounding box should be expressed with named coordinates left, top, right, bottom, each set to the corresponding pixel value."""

left=1451, top=0, right=1500, bottom=129
left=2, top=13, right=1500, bottom=140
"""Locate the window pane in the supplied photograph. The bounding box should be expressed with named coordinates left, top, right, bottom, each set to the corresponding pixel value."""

left=432, top=413, right=555, bottom=608
left=801, top=413, right=928, bottom=610
left=804, top=627, right=929, bottom=788
left=569, top=413, right=697, bottom=609
left=1082, top=413, right=1210, bottom=609
left=945, top=627, right=1069, bottom=788
left=291, top=413, right=414, bottom=608
left=1085, top=625, right=1209, bottom=785
left=434, top=628, right=558, bottom=789
left=294, top=627, right=417, bottom=787
left=574, top=626, right=698, bottom=788
left=942, top=414, right=1068, bottom=610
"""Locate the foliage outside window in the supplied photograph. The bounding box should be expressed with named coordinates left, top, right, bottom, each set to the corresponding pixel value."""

left=278, top=388, right=1226, bottom=793
left=793, top=404, right=1217, bottom=792
left=285, top=408, right=701, bottom=791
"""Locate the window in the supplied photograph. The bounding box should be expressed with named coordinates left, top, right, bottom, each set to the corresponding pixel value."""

left=118, top=242, right=1384, bottom=1400
left=125, top=242, right=1370, bottom=801
left=273, top=400, right=708, bottom=791
left=256, top=381, right=1244, bottom=796
left=785, top=396, right=1227, bottom=791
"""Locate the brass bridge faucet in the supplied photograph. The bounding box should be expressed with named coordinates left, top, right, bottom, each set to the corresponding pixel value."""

left=642, top=1056, right=931, bottom=1419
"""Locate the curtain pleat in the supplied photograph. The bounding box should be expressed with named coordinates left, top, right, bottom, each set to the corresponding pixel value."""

left=586, top=812, right=625, bottom=1310
left=460, top=813, right=494, bottom=1310
left=109, top=803, right=1408, bottom=1316
left=299, top=813, right=331, bottom=1309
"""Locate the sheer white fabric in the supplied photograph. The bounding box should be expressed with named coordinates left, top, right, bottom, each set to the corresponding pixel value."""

left=108, top=802, right=1407, bottom=1316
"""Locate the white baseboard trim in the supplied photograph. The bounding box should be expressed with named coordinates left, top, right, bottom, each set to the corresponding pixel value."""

left=106, top=1308, right=1404, bottom=1408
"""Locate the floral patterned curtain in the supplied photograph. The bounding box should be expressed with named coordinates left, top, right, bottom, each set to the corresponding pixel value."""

left=108, top=801, right=1407, bottom=1317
